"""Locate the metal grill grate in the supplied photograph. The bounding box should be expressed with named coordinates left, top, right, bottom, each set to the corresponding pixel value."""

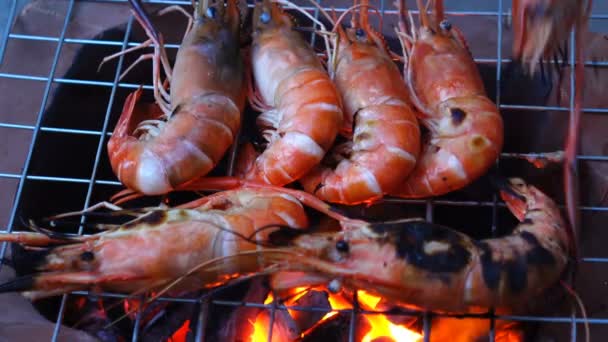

left=0, top=0, right=607, bottom=341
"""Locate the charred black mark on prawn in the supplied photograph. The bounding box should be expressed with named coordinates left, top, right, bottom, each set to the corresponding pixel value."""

left=479, top=242, right=530, bottom=293
left=370, top=221, right=472, bottom=274
left=479, top=231, right=556, bottom=293
left=479, top=242, right=501, bottom=291
left=268, top=226, right=307, bottom=246
left=520, top=231, right=556, bottom=265
left=123, top=210, right=167, bottom=228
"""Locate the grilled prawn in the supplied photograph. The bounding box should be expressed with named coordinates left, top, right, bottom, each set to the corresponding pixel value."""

left=389, top=0, right=504, bottom=198
left=139, top=175, right=572, bottom=312
left=511, top=0, right=592, bottom=258
left=0, top=189, right=308, bottom=300
left=237, top=0, right=344, bottom=186
left=266, top=177, right=572, bottom=313
left=298, top=0, right=421, bottom=205
left=106, top=0, right=246, bottom=195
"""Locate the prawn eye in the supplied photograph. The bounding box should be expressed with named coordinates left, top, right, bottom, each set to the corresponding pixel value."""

left=336, top=239, right=349, bottom=253
left=80, top=251, right=94, bottom=262
left=260, top=11, right=271, bottom=24
left=439, top=20, right=452, bottom=31
left=355, top=28, right=365, bottom=38
left=206, top=7, right=216, bottom=18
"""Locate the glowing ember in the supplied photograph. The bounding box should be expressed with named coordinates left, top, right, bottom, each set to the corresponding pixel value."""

left=168, top=320, right=191, bottom=342
left=358, top=291, right=423, bottom=342
left=123, top=298, right=140, bottom=320
left=250, top=292, right=279, bottom=342
left=249, top=316, right=270, bottom=342
left=320, top=291, right=353, bottom=322
left=248, top=287, right=423, bottom=342
left=264, top=293, right=274, bottom=305
left=361, top=314, right=423, bottom=342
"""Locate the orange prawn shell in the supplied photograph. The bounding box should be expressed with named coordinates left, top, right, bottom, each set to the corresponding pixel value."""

left=298, top=18, right=420, bottom=204
left=408, top=29, right=486, bottom=110
left=3, top=189, right=309, bottom=298
left=108, top=89, right=242, bottom=194
left=107, top=2, right=246, bottom=196
left=273, top=179, right=569, bottom=313
left=241, top=4, right=344, bottom=186
left=391, top=19, right=504, bottom=198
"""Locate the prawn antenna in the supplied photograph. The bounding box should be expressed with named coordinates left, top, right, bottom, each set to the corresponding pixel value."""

left=561, top=280, right=590, bottom=342
left=106, top=251, right=291, bottom=328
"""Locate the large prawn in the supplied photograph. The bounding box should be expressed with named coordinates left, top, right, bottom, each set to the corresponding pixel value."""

left=236, top=0, right=344, bottom=186
left=0, top=188, right=308, bottom=300
left=295, top=0, right=421, bottom=205
left=105, top=0, right=246, bottom=195
left=123, top=175, right=575, bottom=314
left=387, top=0, right=504, bottom=199
left=262, top=177, right=572, bottom=313
left=511, top=0, right=593, bottom=260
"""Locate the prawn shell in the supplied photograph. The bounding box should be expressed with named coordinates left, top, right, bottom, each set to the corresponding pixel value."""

left=244, top=21, right=344, bottom=186
left=298, top=28, right=420, bottom=204
left=0, top=189, right=309, bottom=298
left=275, top=179, right=570, bottom=313
left=408, top=32, right=486, bottom=111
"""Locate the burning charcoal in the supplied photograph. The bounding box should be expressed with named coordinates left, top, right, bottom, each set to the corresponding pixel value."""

left=249, top=308, right=300, bottom=342
left=289, top=290, right=331, bottom=332
left=63, top=296, right=123, bottom=342
left=139, top=299, right=197, bottom=341
left=215, top=279, right=271, bottom=341
left=299, top=312, right=351, bottom=342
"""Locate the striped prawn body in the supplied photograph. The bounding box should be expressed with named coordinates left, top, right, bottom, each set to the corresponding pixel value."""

left=266, top=178, right=571, bottom=313
left=0, top=188, right=309, bottom=300
left=389, top=0, right=504, bottom=198
left=299, top=0, right=421, bottom=205
left=238, top=0, right=344, bottom=186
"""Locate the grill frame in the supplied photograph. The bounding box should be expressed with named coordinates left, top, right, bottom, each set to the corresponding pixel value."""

left=0, top=0, right=607, bottom=341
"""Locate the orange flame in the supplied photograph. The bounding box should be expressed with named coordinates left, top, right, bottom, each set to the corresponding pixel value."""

left=249, top=314, right=271, bottom=342
left=123, top=298, right=140, bottom=320
left=358, top=290, right=423, bottom=342
left=249, top=288, right=423, bottom=342
left=168, top=320, right=191, bottom=342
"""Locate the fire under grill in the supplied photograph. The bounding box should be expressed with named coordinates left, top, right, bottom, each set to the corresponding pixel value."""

left=1, top=0, right=608, bottom=341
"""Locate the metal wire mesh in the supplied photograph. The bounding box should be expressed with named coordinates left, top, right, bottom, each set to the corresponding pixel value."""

left=0, top=0, right=607, bottom=341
